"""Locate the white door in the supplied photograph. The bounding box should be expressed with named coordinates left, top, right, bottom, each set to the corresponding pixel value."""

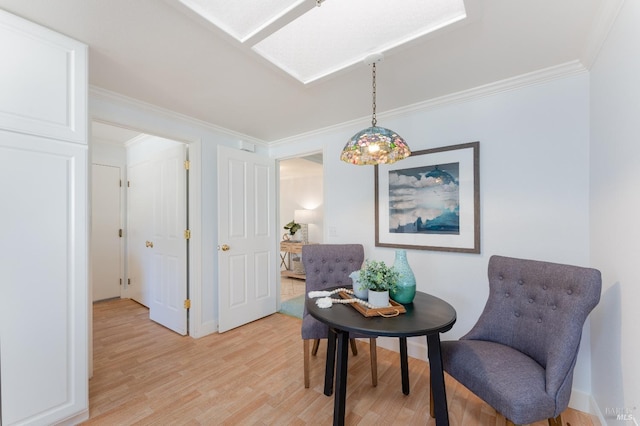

left=148, top=144, right=188, bottom=335
left=128, top=142, right=188, bottom=335
left=91, top=164, right=121, bottom=301
left=217, top=146, right=276, bottom=332
left=128, top=159, right=153, bottom=306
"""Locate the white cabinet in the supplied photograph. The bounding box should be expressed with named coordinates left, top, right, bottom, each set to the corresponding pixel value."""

left=0, top=9, right=87, bottom=143
left=0, top=9, right=88, bottom=426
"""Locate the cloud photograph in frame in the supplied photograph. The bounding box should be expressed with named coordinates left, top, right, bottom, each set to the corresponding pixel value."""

left=375, top=142, right=480, bottom=253
left=389, top=161, right=461, bottom=235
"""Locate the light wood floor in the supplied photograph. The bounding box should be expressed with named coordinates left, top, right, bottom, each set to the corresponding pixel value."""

left=280, top=277, right=305, bottom=302
left=84, top=299, right=598, bottom=425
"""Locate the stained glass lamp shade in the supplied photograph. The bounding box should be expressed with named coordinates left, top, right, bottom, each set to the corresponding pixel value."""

left=341, top=126, right=411, bottom=165
left=340, top=57, right=411, bottom=165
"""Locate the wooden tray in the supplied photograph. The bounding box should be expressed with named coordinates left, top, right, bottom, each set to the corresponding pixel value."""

left=338, top=291, right=406, bottom=317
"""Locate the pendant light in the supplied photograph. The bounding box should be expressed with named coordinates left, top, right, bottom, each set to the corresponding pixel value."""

left=341, top=54, right=411, bottom=165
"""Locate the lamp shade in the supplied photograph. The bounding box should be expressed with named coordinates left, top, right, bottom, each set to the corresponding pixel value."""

left=340, top=126, right=411, bottom=165
left=294, top=209, right=315, bottom=224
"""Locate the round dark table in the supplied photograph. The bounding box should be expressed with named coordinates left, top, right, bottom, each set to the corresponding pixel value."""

left=307, top=289, right=457, bottom=426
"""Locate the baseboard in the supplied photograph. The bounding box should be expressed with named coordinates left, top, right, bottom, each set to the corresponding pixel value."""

left=589, top=395, right=607, bottom=426
left=54, top=409, right=89, bottom=425
left=372, top=335, right=429, bottom=360
left=569, top=389, right=596, bottom=415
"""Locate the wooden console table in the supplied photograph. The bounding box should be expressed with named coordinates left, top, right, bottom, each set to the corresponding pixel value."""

left=280, top=241, right=315, bottom=279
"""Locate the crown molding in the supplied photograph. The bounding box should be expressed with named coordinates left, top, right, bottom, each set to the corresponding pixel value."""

left=580, top=0, right=625, bottom=69
left=270, top=60, right=588, bottom=147
left=387, top=60, right=587, bottom=117
left=89, top=85, right=268, bottom=146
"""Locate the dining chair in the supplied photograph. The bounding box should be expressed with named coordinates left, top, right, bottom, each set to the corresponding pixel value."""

left=301, top=244, right=378, bottom=388
left=436, top=255, right=601, bottom=425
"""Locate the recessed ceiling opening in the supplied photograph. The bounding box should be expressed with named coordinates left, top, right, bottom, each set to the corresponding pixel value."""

left=179, top=0, right=467, bottom=84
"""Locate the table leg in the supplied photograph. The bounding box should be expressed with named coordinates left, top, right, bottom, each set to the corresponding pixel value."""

left=427, top=333, right=449, bottom=426
left=324, top=328, right=337, bottom=396
left=333, top=330, right=350, bottom=426
left=399, top=337, right=410, bottom=395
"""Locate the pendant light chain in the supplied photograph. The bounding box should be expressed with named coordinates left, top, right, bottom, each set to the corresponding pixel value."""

left=371, top=63, right=377, bottom=127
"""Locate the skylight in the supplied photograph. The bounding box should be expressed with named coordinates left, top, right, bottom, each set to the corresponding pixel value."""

left=179, top=0, right=306, bottom=42
left=179, top=0, right=467, bottom=84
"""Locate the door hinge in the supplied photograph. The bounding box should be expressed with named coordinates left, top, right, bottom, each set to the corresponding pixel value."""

left=120, top=278, right=122, bottom=286
left=184, top=229, right=191, bottom=239
left=118, top=229, right=123, bottom=237
left=184, top=160, right=190, bottom=170
left=127, top=181, right=130, bottom=187
left=119, top=179, right=122, bottom=187
left=184, top=299, right=191, bottom=309
left=128, top=278, right=131, bottom=285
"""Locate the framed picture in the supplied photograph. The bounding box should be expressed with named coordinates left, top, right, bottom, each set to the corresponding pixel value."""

left=375, top=141, right=480, bottom=253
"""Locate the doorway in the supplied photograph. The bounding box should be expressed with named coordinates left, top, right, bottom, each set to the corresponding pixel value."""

left=91, top=163, right=122, bottom=301
left=278, top=153, right=324, bottom=305
left=90, top=121, right=190, bottom=335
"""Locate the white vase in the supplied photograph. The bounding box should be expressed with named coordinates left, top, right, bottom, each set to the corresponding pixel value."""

left=352, top=281, right=368, bottom=300
left=368, top=289, right=390, bottom=308
left=349, top=271, right=368, bottom=300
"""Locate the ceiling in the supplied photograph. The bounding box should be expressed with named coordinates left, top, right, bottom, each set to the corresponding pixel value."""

left=0, top=0, right=612, bottom=143
left=92, top=121, right=142, bottom=145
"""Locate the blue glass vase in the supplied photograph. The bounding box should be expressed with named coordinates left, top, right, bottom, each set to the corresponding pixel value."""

left=390, top=249, right=416, bottom=304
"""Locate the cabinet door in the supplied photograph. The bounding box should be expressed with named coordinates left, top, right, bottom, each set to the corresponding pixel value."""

left=0, top=132, right=88, bottom=425
left=0, top=9, right=87, bottom=144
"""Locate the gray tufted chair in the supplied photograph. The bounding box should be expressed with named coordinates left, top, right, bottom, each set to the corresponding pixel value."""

left=301, top=244, right=377, bottom=389
left=437, top=255, right=601, bottom=426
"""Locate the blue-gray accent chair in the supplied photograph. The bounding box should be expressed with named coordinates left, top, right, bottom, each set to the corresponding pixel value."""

left=438, top=255, right=601, bottom=426
left=301, top=244, right=377, bottom=388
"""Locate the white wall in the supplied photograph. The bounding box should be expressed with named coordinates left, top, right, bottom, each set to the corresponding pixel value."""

left=279, top=164, right=324, bottom=244
left=590, top=0, right=640, bottom=422
left=271, top=73, right=594, bottom=407
left=92, top=140, right=126, bottom=167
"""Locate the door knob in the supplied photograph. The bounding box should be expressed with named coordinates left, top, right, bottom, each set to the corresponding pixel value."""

left=145, top=241, right=154, bottom=248
left=220, top=244, right=230, bottom=251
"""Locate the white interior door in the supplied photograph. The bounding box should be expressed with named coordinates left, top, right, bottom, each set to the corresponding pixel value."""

left=128, top=140, right=188, bottom=335
left=91, top=164, right=122, bottom=301
left=148, top=144, right=188, bottom=335
left=217, top=146, right=276, bottom=332
left=128, top=159, right=153, bottom=306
